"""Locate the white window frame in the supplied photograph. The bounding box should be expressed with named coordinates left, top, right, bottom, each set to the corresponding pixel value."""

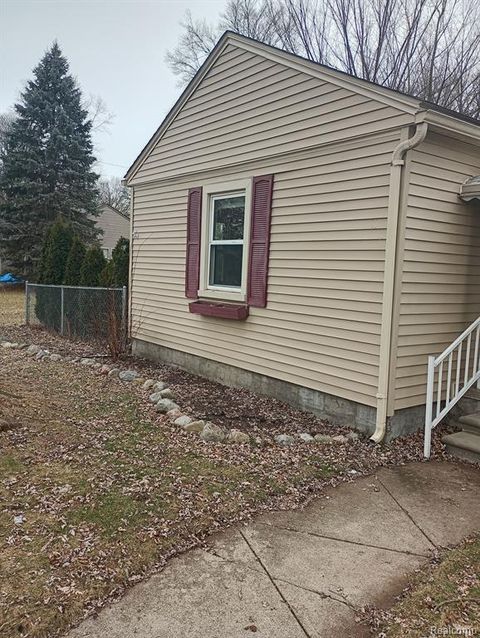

left=199, top=179, right=252, bottom=302
left=102, top=247, right=110, bottom=259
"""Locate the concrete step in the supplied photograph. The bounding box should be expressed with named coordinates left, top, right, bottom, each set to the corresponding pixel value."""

left=459, top=413, right=480, bottom=434
left=465, top=388, right=480, bottom=401
left=453, top=388, right=480, bottom=419
left=442, top=430, right=480, bottom=465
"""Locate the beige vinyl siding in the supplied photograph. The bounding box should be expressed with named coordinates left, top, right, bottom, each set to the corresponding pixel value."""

left=131, top=131, right=402, bottom=407
left=95, top=205, right=130, bottom=254
left=393, top=132, right=480, bottom=410
left=130, top=44, right=412, bottom=185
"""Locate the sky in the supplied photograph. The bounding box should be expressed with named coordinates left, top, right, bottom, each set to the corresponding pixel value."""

left=0, top=0, right=225, bottom=178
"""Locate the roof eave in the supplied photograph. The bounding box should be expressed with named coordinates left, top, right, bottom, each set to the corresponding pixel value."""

left=418, top=109, right=480, bottom=145
left=101, top=203, right=130, bottom=219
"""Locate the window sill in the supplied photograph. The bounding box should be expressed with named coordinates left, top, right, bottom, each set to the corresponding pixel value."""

left=198, top=288, right=246, bottom=303
left=189, top=300, right=249, bottom=320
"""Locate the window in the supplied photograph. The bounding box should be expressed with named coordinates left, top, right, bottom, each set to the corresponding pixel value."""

left=102, top=247, right=110, bottom=259
left=186, top=175, right=273, bottom=311
left=198, top=180, right=251, bottom=302
left=208, top=193, right=245, bottom=289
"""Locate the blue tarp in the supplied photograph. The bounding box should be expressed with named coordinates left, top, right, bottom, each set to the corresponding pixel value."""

left=0, top=272, right=22, bottom=283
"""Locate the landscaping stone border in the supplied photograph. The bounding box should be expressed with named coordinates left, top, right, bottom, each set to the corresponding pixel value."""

left=1, top=339, right=362, bottom=447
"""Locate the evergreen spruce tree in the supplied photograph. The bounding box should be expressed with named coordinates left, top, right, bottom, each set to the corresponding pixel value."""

left=0, top=42, right=99, bottom=277
left=64, top=236, right=86, bottom=286
left=80, top=245, right=107, bottom=287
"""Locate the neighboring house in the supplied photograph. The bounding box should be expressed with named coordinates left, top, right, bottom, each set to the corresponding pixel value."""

left=0, top=204, right=129, bottom=274
left=124, top=32, right=480, bottom=445
left=94, top=204, right=130, bottom=258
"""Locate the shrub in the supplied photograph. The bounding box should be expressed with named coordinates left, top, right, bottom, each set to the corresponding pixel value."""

left=38, top=219, right=74, bottom=285
left=100, top=259, right=114, bottom=287
left=36, top=219, right=74, bottom=329
left=64, top=236, right=86, bottom=286
left=37, top=225, right=54, bottom=283
left=80, top=245, right=107, bottom=287
left=111, top=237, right=129, bottom=287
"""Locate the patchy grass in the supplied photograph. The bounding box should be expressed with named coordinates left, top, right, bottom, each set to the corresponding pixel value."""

left=0, top=345, right=446, bottom=638
left=369, top=536, right=480, bottom=637
left=0, top=288, right=24, bottom=326
left=0, top=356, right=256, bottom=637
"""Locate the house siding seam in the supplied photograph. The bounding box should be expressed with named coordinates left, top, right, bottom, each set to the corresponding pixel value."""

left=393, top=132, right=480, bottom=410
left=130, top=130, right=403, bottom=409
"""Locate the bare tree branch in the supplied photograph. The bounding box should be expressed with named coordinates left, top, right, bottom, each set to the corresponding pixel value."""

left=97, top=177, right=130, bottom=216
left=82, top=94, right=114, bottom=133
left=165, top=10, right=219, bottom=85
left=166, top=0, right=480, bottom=118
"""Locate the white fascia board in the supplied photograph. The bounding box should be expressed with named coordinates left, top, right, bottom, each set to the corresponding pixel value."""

left=417, top=110, right=480, bottom=146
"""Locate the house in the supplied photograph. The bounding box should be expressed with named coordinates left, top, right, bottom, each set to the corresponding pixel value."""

left=94, top=203, right=130, bottom=258
left=124, top=31, right=480, bottom=445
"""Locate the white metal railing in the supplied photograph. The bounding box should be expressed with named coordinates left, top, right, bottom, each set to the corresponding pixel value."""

left=424, top=316, right=480, bottom=458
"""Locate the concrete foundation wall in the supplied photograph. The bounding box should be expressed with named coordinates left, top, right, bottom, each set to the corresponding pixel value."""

left=133, top=338, right=424, bottom=439
left=387, top=404, right=425, bottom=441
left=134, top=338, right=379, bottom=432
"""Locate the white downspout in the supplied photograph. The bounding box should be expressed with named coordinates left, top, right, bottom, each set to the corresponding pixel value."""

left=121, top=179, right=134, bottom=343
left=370, top=122, right=429, bottom=443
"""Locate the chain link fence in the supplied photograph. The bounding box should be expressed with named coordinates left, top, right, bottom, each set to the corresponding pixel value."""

left=25, top=283, right=128, bottom=351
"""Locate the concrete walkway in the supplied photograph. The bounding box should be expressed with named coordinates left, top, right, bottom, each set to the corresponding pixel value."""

left=68, top=461, right=480, bottom=638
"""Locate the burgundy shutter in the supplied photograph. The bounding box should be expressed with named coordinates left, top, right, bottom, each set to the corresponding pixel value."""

left=247, top=175, right=274, bottom=308
left=185, top=186, right=203, bottom=299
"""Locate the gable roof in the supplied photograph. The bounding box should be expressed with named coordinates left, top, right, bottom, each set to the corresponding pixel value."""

left=100, top=203, right=130, bottom=220
left=125, top=31, right=480, bottom=184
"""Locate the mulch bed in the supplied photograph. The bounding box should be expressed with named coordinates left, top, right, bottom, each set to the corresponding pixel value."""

left=0, top=324, right=440, bottom=441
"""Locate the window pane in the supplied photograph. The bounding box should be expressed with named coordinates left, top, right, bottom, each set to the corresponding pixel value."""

left=213, top=196, right=245, bottom=240
left=209, top=245, right=243, bottom=288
